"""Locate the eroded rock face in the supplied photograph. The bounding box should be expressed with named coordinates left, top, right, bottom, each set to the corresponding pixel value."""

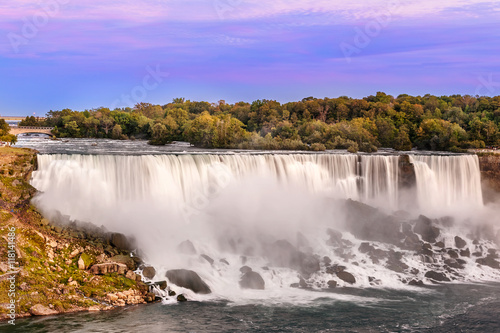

left=165, top=269, right=211, bottom=294
left=239, top=271, right=265, bottom=290
left=89, top=263, right=127, bottom=275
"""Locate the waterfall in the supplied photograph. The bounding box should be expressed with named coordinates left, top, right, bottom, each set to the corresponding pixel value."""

left=29, top=152, right=495, bottom=298
left=409, top=154, right=483, bottom=213
left=32, top=153, right=483, bottom=223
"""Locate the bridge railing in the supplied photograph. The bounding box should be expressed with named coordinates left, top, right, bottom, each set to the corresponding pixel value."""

left=17, top=126, right=54, bottom=130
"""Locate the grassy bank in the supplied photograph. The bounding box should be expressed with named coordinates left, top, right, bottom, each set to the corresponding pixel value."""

left=0, top=147, right=155, bottom=323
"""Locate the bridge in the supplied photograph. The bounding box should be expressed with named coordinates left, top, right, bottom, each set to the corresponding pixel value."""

left=10, top=126, right=54, bottom=136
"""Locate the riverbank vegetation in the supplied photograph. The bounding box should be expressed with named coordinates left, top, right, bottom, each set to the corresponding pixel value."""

left=0, top=120, right=17, bottom=145
left=20, top=93, right=500, bottom=152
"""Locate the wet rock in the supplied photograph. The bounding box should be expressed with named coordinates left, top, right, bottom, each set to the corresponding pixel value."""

left=359, top=242, right=375, bottom=254
left=460, top=248, right=471, bottom=257
left=144, top=292, right=156, bottom=302
left=425, top=271, right=450, bottom=282
left=476, top=255, right=500, bottom=269
left=29, top=304, right=58, bottom=316
left=408, top=279, right=424, bottom=286
left=220, top=259, right=229, bottom=265
left=153, top=281, right=167, bottom=290
left=290, top=283, right=299, bottom=288
left=110, top=233, right=135, bottom=251
left=435, top=241, right=445, bottom=248
left=336, top=271, right=356, bottom=284
left=420, top=244, right=434, bottom=257
left=109, top=255, right=137, bottom=270
left=455, top=236, right=467, bottom=249
left=386, top=251, right=409, bottom=273
left=326, top=265, right=346, bottom=274
left=299, top=277, right=308, bottom=288
left=399, top=155, right=417, bottom=189
left=200, top=254, right=214, bottom=265
left=239, top=266, right=252, bottom=274
left=444, top=259, right=464, bottom=269
left=448, top=250, right=459, bottom=259
left=177, top=240, right=196, bottom=255
left=166, top=269, right=211, bottom=294
left=239, top=271, right=265, bottom=290
left=414, top=215, right=440, bottom=243
left=323, top=256, right=332, bottom=266
left=177, top=294, right=187, bottom=302
left=168, top=290, right=176, bottom=296
left=327, top=280, right=337, bottom=288
left=403, top=232, right=422, bottom=251
left=89, top=263, right=127, bottom=275
left=142, top=266, right=156, bottom=279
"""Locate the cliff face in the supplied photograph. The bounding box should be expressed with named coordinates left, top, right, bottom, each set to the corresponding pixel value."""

left=477, top=153, right=500, bottom=203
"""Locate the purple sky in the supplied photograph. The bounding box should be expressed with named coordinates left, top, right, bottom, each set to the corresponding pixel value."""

left=1, top=0, right=500, bottom=116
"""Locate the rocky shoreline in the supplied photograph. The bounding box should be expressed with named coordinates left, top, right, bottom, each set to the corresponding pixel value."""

left=0, top=147, right=161, bottom=323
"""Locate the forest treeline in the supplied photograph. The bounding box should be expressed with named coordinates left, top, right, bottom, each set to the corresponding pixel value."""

left=20, top=93, right=500, bottom=152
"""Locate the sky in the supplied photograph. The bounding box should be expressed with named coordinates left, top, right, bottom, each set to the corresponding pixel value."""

left=1, top=0, right=500, bottom=116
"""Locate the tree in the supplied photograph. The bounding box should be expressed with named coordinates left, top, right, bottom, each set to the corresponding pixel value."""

left=112, top=124, right=123, bottom=139
left=0, top=120, right=16, bottom=144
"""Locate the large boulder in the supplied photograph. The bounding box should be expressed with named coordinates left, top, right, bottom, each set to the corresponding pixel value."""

left=89, top=263, right=127, bottom=275
left=239, top=271, right=265, bottom=290
left=142, top=266, right=156, bottom=279
left=476, top=255, right=500, bottom=269
left=109, top=233, right=135, bottom=251
left=454, top=236, right=467, bottom=249
left=109, top=255, right=137, bottom=270
left=425, top=270, right=450, bottom=282
left=165, top=269, right=211, bottom=294
left=413, top=215, right=440, bottom=243
left=29, top=304, right=58, bottom=316
left=336, top=271, right=356, bottom=284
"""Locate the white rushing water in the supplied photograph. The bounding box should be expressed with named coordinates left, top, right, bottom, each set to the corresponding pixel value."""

left=30, top=153, right=499, bottom=302
left=410, top=154, right=483, bottom=215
